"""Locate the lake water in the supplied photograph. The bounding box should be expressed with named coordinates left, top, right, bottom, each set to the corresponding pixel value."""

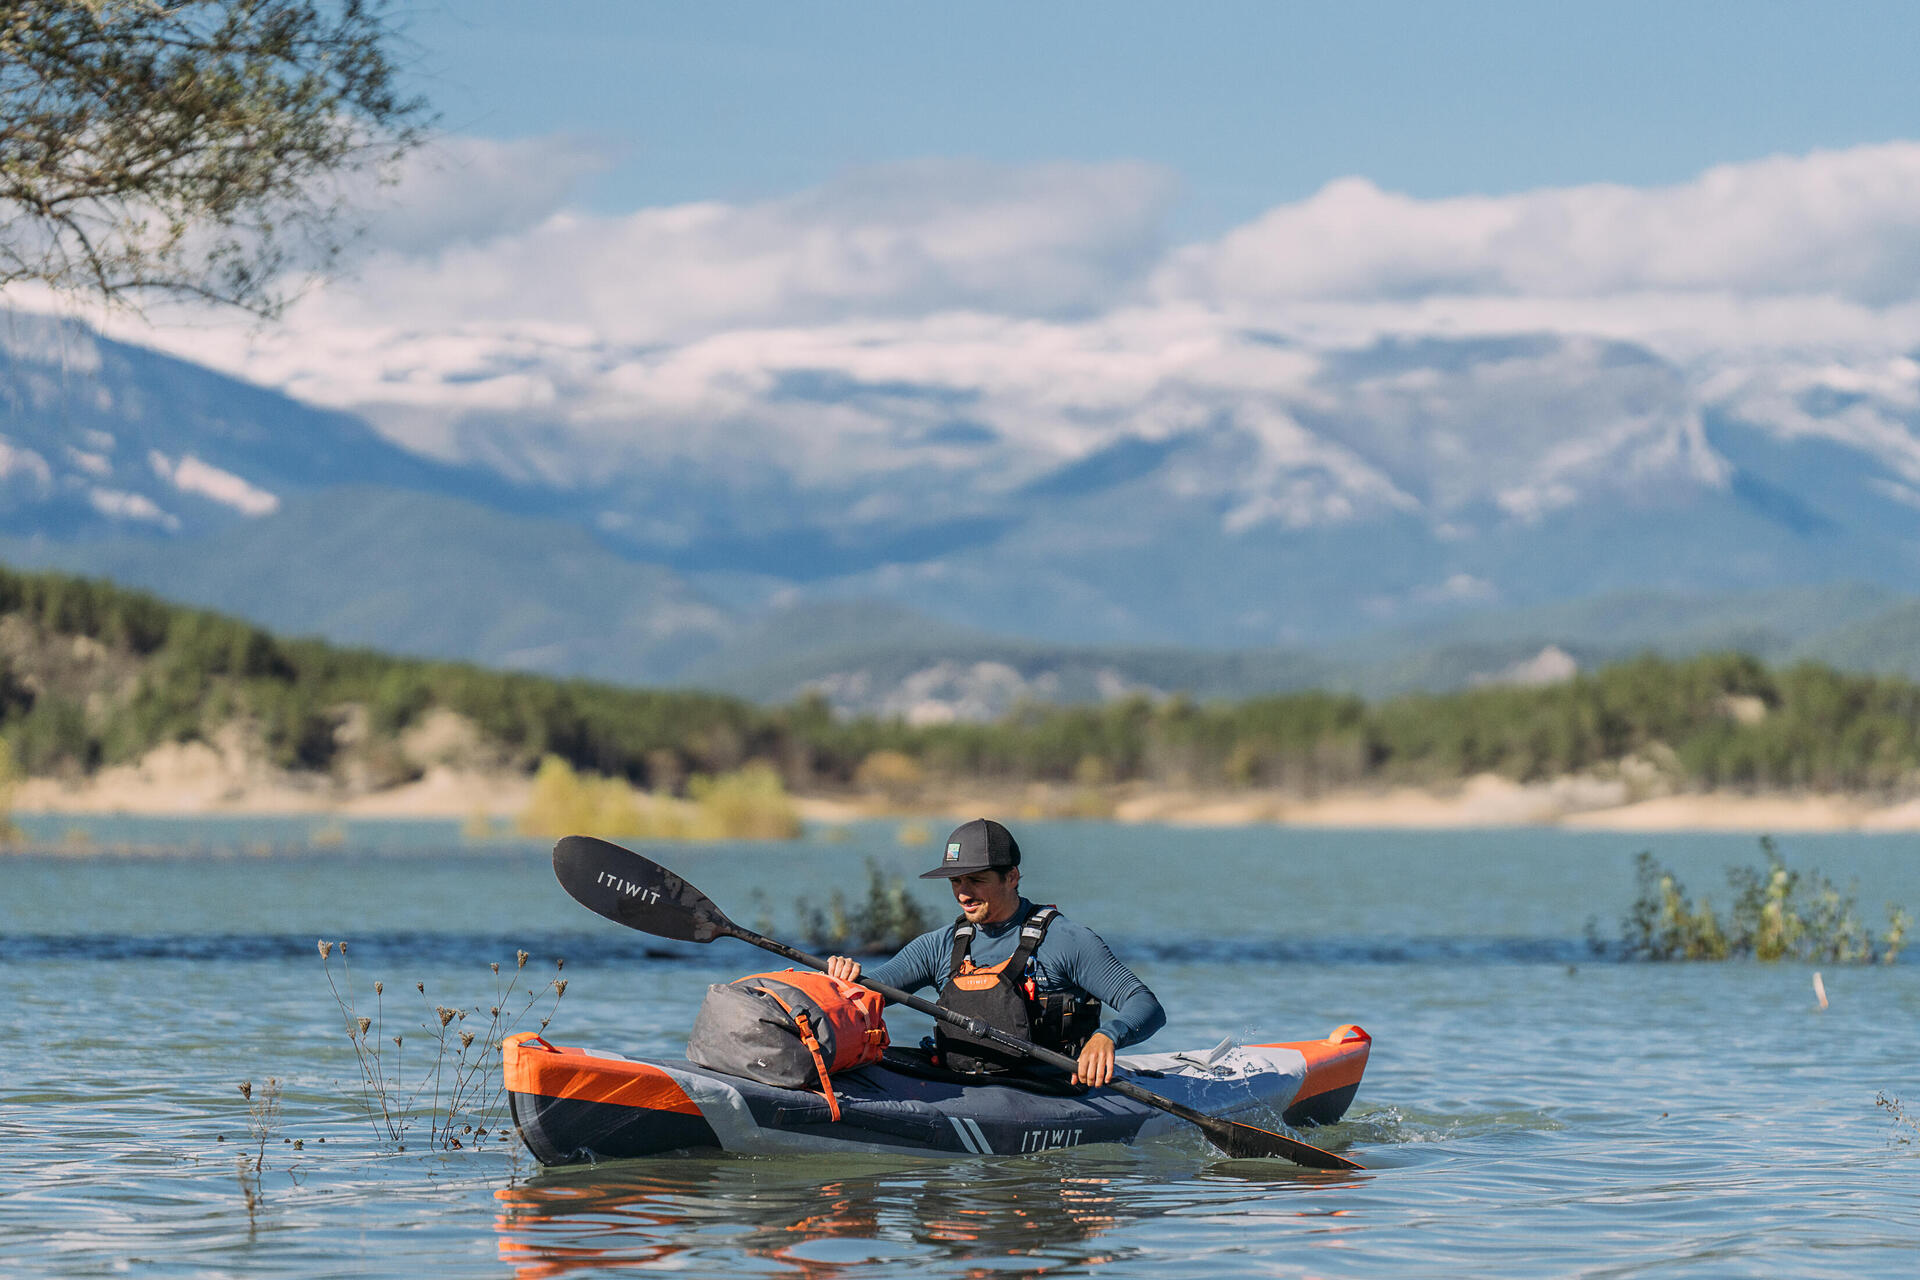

left=4, top=817, right=1919, bottom=1277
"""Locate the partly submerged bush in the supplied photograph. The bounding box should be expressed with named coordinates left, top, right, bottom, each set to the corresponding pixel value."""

left=1607, top=837, right=1909, bottom=963
left=516, top=756, right=801, bottom=841
left=685, top=762, right=802, bottom=840
left=517, top=755, right=656, bottom=838
left=795, top=859, right=934, bottom=955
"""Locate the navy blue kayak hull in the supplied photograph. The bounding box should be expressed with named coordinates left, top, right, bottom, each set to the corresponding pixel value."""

left=506, top=1028, right=1371, bottom=1164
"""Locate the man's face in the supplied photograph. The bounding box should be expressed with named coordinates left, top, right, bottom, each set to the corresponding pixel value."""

left=950, top=868, right=1020, bottom=924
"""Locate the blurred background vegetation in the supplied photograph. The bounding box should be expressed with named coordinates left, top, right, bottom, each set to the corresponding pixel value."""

left=9, top=564, right=1920, bottom=810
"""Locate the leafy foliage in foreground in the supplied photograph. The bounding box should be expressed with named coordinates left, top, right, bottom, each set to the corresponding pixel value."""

left=1604, top=838, right=1910, bottom=963
left=1, top=0, right=425, bottom=313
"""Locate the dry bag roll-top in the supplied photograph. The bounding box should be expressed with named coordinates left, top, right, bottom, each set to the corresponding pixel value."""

left=685, top=969, right=888, bottom=1120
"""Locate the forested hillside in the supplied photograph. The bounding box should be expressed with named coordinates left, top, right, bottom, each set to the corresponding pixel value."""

left=5, top=563, right=1920, bottom=800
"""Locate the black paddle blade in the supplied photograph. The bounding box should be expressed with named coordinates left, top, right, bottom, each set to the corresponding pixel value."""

left=1107, top=1076, right=1363, bottom=1169
left=552, top=836, right=738, bottom=943
left=1200, top=1115, right=1363, bottom=1169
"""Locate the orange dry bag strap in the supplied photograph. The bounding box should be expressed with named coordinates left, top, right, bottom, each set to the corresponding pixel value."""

left=777, top=971, right=890, bottom=1068
left=756, top=986, right=841, bottom=1122
left=794, top=971, right=890, bottom=1074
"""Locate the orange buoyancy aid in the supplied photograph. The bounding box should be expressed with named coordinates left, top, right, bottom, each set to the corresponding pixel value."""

left=935, top=906, right=1102, bottom=1074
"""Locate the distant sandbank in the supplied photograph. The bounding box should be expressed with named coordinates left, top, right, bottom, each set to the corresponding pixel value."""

left=12, top=739, right=1920, bottom=834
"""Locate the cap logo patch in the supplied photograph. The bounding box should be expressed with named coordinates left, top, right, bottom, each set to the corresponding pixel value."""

left=945, top=842, right=962, bottom=863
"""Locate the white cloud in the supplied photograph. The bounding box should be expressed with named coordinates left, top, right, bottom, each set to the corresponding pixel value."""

left=66, top=447, right=111, bottom=478
left=1156, top=142, right=1920, bottom=308
left=87, top=487, right=179, bottom=530
left=268, top=156, right=1176, bottom=355
left=105, top=140, right=1920, bottom=416
left=342, top=134, right=610, bottom=256
left=1416, top=573, right=1498, bottom=605
left=149, top=451, right=281, bottom=516
left=0, top=438, right=54, bottom=491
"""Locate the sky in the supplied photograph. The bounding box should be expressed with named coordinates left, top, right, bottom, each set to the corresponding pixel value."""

left=396, top=1, right=1920, bottom=238
left=38, top=1, right=1920, bottom=513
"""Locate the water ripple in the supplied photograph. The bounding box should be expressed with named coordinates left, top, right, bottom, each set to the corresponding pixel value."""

left=8, top=838, right=1920, bottom=1278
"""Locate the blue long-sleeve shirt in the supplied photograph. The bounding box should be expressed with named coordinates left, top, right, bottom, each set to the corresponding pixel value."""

left=866, top=898, right=1165, bottom=1049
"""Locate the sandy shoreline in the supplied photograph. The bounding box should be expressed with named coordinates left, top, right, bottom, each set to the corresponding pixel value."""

left=14, top=753, right=1920, bottom=833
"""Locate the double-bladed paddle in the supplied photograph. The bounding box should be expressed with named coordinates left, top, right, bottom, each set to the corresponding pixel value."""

left=551, top=834, right=1363, bottom=1170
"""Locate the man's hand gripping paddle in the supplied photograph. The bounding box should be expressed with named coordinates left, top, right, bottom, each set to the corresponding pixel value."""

left=551, top=834, right=1363, bottom=1170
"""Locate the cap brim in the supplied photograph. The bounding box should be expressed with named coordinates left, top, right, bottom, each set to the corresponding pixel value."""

left=919, top=866, right=968, bottom=879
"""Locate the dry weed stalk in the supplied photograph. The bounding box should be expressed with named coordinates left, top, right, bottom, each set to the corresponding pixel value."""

left=318, top=939, right=566, bottom=1150
left=1877, top=1092, right=1920, bottom=1145
left=318, top=940, right=401, bottom=1142
left=238, top=1078, right=282, bottom=1174
left=232, top=1076, right=280, bottom=1226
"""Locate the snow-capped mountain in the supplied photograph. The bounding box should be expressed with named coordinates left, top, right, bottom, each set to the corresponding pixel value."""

left=9, top=305, right=1920, bottom=676
left=0, top=310, right=534, bottom=539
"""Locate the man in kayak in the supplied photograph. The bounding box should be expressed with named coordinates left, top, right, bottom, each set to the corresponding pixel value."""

left=827, top=817, right=1164, bottom=1088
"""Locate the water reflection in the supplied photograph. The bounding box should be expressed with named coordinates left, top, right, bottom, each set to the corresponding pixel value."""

left=494, top=1148, right=1375, bottom=1279
left=494, top=1155, right=1158, bottom=1278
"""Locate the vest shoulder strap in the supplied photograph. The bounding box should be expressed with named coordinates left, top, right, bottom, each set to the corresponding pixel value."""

left=947, top=918, right=976, bottom=971
left=1021, top=905, right=1059, bottom=940
left=949, top=906, right=1061, bottom=972
left=1010, top=905, right=1059, bottom=969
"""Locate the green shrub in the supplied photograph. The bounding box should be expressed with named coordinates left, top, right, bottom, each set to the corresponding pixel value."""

left=1611, top=838, right=1909, bottom=963
left=517, top=756, right=801, bottom=841
left=796, top=860, right=933, bottom=954
left=517, top=755, right=659, bottom=839
left=6, top=696, right=98, bottom=774
left=686, top=762, right=802, bottom=840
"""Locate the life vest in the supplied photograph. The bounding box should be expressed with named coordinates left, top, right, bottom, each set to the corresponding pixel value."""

left=935, top=905, right=1104, bottom=1074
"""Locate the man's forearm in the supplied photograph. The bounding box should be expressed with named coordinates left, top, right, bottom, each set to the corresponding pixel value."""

left=1099, top=983, right=1166, bottom=1049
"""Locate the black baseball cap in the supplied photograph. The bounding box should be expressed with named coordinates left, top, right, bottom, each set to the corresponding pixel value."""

left=920, top=818, right=1022, bottom=879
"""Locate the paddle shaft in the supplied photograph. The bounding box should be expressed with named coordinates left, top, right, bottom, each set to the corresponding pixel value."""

left=711, top=918, right=1360, bottom=1165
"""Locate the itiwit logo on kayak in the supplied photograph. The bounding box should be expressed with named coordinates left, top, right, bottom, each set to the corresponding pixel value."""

left=950, top=1118, right=1088, bottom=1154
left=1020, top=1126, right=1085, bottom=1153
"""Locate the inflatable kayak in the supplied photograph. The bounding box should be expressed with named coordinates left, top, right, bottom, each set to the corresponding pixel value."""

left=505, top=1025, right=1369, bottom=1164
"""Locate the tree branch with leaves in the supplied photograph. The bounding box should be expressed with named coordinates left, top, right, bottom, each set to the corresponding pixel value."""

left=1, top=0, right=427, bottom=314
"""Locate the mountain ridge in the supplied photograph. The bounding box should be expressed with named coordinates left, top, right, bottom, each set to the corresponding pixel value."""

left=13, top=310, right=1920, bottom=711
